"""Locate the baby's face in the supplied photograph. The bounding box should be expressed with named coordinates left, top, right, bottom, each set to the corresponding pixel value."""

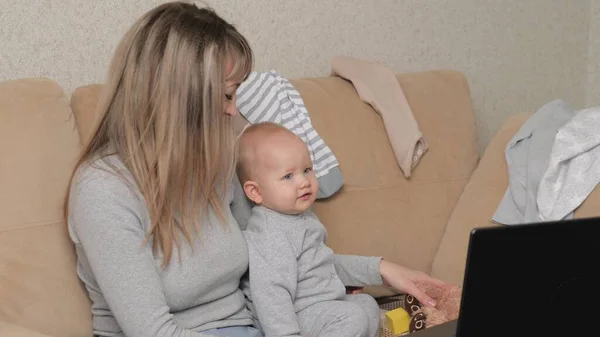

left=253, top=133, right=318, bottom=215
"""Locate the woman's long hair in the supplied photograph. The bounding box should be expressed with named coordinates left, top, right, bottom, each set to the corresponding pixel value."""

left=65, top=1, right=253, bottom=265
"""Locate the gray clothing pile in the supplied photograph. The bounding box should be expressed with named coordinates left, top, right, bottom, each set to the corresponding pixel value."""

left=537, top=104, right=600, bottom=221
left=494, top=99, right=600, bottom=225
left=493, top=100, right=574, bottom=225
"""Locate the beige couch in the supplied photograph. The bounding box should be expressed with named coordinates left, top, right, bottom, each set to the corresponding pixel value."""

left=3, top=70, right=598, bottom=337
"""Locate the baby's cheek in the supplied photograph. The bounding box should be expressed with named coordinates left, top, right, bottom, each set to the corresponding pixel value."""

left=312, top=182, right=319, bottom=195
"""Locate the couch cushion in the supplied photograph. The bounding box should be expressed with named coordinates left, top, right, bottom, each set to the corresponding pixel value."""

left=70, top=70, right=478, bottom=276
left=430, top=113, right=530, bottom=284
left=0, top=321, right=51, bottom=337
left=0, top=78, right=92, bottom=337
left=0, top=223, right=91, bottom=337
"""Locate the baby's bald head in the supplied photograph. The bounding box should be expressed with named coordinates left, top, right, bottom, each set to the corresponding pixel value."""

left=236, top=122, right=303, bottom=184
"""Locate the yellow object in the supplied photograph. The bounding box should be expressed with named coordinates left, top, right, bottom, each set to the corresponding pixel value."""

left=385, top=308, right=410, bottom=335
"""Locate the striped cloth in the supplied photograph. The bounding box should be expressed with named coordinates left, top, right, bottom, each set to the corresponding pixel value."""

left=235, top=70, right=343, bottom=198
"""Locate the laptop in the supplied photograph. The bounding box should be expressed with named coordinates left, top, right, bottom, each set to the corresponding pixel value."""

left=411, top=217, right=600, bottom=337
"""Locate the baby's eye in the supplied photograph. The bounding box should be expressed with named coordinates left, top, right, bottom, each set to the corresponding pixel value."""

left=225, top=94, right=233, bottom=101
left=304, top=168, right=312, bottom=174
left=283, top=173, right=293, bottom=180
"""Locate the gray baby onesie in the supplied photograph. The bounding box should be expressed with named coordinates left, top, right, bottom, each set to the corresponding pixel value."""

left=242, top=206, right=381, bottom=337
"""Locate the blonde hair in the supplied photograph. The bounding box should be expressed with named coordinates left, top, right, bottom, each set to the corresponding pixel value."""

left=236, top=122, right=295, bottom=184
left=66, top=1, right=253, bottom=266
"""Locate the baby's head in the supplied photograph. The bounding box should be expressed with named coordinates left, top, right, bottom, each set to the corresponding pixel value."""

left=236, top=122, right=318, bottom=215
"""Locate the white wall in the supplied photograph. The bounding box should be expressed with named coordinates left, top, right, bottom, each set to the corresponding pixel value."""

left=587, top=0, right=600, bottom=106
left=0, top=0, right=592, bottom=151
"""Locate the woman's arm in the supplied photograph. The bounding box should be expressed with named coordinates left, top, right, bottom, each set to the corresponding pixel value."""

left=70, top=170, right=216, bottom=337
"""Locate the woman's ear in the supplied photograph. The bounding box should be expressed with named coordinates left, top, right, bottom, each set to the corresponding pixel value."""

left=243, top=181, right=262, bottom=205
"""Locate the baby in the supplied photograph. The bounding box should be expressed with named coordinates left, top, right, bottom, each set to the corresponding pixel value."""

left=237, top=122, right=380, bottom=337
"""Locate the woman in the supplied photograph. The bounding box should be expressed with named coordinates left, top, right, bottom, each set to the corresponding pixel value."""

left=66, top=2, right=446, bottom=337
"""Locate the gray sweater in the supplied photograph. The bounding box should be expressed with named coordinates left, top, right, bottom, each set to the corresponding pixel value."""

left=68, top=156, right=381, bottom=337
left=242, top=206, right=383, bottom=337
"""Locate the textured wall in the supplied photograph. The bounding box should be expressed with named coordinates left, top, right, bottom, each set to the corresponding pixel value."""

left=587, top=0, right=600, bottom=106
left=0, top=0, right=591, bottom=151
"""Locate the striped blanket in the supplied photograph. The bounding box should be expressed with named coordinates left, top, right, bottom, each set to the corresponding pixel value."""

left=235, top=70, right=343, bottom=198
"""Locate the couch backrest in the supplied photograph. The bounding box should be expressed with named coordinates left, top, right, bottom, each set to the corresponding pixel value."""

left=70, top=70, right=479, bottom=276
left=0, top=78, right=92, bottom=336
left=293, top=71, right=479, bottom=275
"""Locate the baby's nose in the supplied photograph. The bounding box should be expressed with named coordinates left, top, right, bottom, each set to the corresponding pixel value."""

left=299, top=176, right=310, bottom=187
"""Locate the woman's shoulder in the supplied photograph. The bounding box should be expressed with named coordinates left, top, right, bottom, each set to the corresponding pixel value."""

left=68, top=155, right=148, bottom=244
left=71, top=155, right=141, bottom=204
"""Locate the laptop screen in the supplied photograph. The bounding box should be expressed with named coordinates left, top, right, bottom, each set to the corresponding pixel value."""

left=456, top=218, right=599, bottom=336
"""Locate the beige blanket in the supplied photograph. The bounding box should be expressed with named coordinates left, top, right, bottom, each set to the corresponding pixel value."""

left=331, top=56, right=427, bottom=177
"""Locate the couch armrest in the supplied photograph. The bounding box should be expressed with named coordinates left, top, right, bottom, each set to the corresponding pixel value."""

left=0, top=321, right=52, bottom=337
left=429, top=113, right=530, bottom=285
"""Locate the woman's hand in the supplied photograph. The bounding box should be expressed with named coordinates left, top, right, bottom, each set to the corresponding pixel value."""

left=379, top=259, right=449, bottom=308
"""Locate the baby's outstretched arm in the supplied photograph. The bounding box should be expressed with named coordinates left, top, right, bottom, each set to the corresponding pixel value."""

left=333, top=254, right=384, bottom=287
left=333, top=254, right=448, bottom=308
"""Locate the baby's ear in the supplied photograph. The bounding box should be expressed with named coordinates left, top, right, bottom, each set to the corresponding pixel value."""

left=243, top=181, right=262, bottom=205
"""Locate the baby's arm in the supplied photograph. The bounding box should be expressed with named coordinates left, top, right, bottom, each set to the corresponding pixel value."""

left=245, top=228, right=303, bottom=337
left=333, top=254, right=384, bottom=287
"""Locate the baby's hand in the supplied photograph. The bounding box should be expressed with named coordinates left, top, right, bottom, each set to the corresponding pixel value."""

left=380, top=260, right=448, bottom=308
